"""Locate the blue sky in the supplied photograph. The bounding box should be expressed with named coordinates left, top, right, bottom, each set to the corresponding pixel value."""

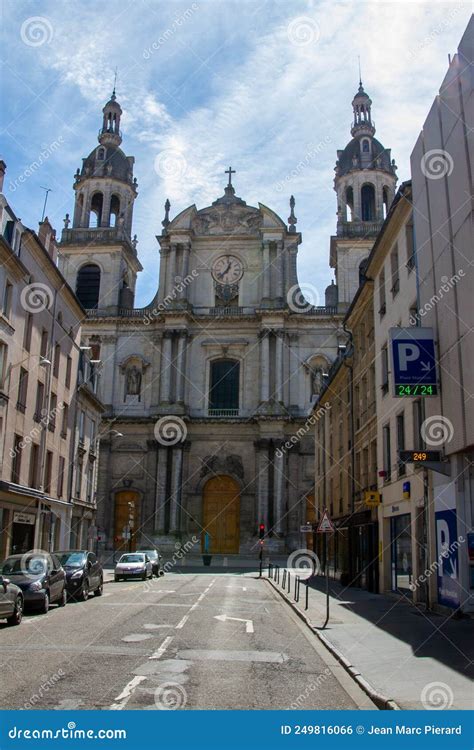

left=1, top=0, right=471, bottom=306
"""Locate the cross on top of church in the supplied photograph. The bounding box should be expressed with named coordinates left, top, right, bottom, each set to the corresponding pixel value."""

left=225, top=166, right=236, bottom=187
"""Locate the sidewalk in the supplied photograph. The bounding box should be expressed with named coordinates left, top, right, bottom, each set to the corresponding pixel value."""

left=267, top=571, right=473, bottom=710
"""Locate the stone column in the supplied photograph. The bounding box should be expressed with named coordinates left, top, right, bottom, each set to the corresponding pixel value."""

left=150, top=333, right=162, bottom=409
left=180, top=244, right=191, bottom=302
left=288, top=245, right=298, bottom=289
left=276, top=241, right=285, bottom=303
left=176, top=332, right=188, bottom=404
left=160, top=331, right=173, bottom=404
left=260, top=330, right=270, bottom=402
left=154, top=446, right=168, bottom=532
left=169, top=447, right=183, bottom=533
left=168, top=243, right=178, bottom=296
left=256, top=440, right=269, bottom=530
left=274, top=443, right=286, bottom=536
left=158, top=247, right=168, bottom=304
left=275, top=330, right=284, bottom=403
left=262, top=241, right=271, bottom=302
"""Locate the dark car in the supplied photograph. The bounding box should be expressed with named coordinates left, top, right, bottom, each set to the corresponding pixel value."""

left=0, top=552, right=66, bottom=613
left=56, top=550, right=103, bottom=601
left=137, top=548, right=164, bottom=577
left=0, top=575, right=23, bottom=626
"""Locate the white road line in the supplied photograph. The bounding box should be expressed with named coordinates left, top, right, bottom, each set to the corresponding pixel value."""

left=175, top=614, right=189, bottom=629
left=110, top=676, right=147, bottom=710
left=150, top=635, right=174, bottom=660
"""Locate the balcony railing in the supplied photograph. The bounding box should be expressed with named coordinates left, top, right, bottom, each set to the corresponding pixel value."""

left=61, top=227, right=132, bottom=246
left=208, top=408, right=240, bottom=417
left=337, top=220, right=384, bottom=238
left=194, top=306, right=255, bottom=317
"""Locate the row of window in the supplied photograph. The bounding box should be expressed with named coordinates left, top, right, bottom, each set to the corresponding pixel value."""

left=378, top=219, right=415, bottom=315
left=382, top=401, right=423, bottom=481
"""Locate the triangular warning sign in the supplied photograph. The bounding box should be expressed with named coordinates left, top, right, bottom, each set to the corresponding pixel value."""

left=317, top=510, right=335, bottom=533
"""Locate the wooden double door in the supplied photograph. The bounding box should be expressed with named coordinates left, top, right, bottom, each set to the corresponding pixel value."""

left=114, top=490, right=140, bottom=552
left=202, top=476, right=240, bottom=554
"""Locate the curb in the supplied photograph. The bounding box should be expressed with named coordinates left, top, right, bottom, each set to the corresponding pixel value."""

left=266, top=577, right=400, bottom=711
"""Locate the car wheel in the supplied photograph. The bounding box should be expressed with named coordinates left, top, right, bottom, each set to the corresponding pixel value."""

left=58, top=588, right=67, bottom=607
left=7, top=596, right=23, bottom=626
left=148, top=570, right=153, bottom=579
left=94, top=579, right=103, bottom=596
left=142, top=571, right=147, bottom=581
left=159, top=570, right=165, bottom=577
left=80, top=580, right=89, bottom=601
left=40, top=592, right=49, bottom=615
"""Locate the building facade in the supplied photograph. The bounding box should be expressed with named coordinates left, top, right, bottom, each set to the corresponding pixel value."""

left=410, top=19, right=473, bottom=613
left=58, top=84, right=396, bottom=560
left=0, top=165, right=103, bottom=557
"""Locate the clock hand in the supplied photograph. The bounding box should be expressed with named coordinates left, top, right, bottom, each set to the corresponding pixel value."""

left=218, top=262, right=232, bottom=279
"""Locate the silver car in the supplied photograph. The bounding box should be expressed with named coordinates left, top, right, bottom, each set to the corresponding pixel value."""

left=114, top=553, right=153, bottom=581
left=0, top=574, right=23, bottom=626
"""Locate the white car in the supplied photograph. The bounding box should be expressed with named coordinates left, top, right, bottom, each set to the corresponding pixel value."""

left=114, top=553, right=153, bottom=581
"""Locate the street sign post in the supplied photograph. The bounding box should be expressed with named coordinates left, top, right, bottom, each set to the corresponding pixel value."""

left=317, top=509, right=335, bottom=628
left=390, top=327, right=438, bottom=397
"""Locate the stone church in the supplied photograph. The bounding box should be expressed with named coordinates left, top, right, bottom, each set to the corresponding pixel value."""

left=58, top=82, right=396, bottom=558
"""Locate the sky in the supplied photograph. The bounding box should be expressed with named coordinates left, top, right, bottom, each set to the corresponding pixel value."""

left=1, top=0, right=471, bottom=307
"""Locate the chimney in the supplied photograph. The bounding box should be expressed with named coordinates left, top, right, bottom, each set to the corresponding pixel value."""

left=38, top=217, right=58, bottom=262
left=0, top=161, right=6, bottom=193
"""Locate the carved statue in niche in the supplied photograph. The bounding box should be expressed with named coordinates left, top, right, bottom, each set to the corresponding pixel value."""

left=126, top=366, right=142, bottom=398
left=311, top=366, right=325, bottom=396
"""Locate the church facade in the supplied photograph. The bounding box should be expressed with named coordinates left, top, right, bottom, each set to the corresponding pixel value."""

left=58, top=83, right=396, bottom=558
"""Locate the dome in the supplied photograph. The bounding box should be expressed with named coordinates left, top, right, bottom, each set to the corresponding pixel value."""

left=81, top=144, right=133, bottom=184
left=336, top=137, right=395, bottom=178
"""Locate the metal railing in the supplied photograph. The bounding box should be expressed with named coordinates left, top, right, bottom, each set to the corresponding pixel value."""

left=207, top=408, right=240, bottom=417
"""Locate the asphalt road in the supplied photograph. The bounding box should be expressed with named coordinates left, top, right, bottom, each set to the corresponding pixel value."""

left=0, top=573, right=375, bottom=710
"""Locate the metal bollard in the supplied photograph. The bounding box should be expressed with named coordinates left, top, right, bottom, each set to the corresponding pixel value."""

left=282, top=569, right=287, bottom=589
left=305, top=580, right=309, bottom=610
left=287, top=571, right=291, bottom=593
left=276, top=565, right=280, bottom=584
left=268, top=563, right=272, bottom=578
left=294, top=575, right=300, bottom=602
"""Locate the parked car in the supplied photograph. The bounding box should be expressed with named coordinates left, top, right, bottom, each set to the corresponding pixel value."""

left=0, top=552, right=66, bottom=613
left=0, top=575, right=23, bottom=626
left=137, top=548, right=164, bottom=577
left=56, top=550, right=103, bottom=601
left=115, top=553, right=153, bottom=581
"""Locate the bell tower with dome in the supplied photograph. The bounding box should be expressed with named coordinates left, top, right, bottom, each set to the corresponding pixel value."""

left=58, top=90, right=142, bottom=312
left=330, top=80, right=397, bottom=307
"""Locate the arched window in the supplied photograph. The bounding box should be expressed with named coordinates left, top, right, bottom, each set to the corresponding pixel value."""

left=361, top=184, right=375, bottom=221
left=362, top=139, right=370, bottom=153
left=97, top=148, right=105, bottom=161
left=109, top=194, right=120, bottom=228
left=76, top=264, right=101, bottom=309
left=345, top=186, right=354, bottom=222
left=209, top=359, right=239, bottom=414
left=89, top=192, right=103, bottom=228
left=382, top=187, right=390, bottom=219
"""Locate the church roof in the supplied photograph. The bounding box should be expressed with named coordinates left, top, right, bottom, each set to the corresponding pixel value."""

left=336, top=136, right=395, bottom=178
left=81, top=144, right=134, bottom=184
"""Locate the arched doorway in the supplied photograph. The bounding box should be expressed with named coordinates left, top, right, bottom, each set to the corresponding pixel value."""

left=114, top=490, right=140, bottom=553
left=202, top=476, right=240, bottom=554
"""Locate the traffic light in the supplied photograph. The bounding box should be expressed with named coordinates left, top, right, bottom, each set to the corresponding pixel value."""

left=259, top=523, right=265, bottom=540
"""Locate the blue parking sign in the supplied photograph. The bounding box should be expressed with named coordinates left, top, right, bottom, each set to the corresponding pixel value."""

left=390, top=328, right=438, bottom=397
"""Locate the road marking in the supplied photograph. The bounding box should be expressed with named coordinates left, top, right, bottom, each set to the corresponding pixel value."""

left=122, top=633, right=154, bottom=642
left=175, top=614, right=189, bottom=629
left=214, top=614, right=254, bottom=633
left=110, top=675, right=147, bottom=710
left=143, top=623, right=173, bottom=630
left=150, top=635, right=174, bottom=660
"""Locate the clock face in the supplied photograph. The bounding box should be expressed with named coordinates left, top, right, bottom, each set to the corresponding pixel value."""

left=211, top=255, right=243, bottom=284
